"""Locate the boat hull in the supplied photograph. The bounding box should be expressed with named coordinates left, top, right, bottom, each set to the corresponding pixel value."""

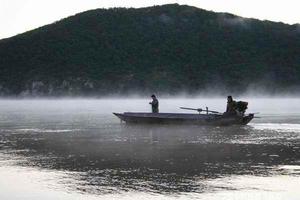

left=113, top=112, right=254, bottom=126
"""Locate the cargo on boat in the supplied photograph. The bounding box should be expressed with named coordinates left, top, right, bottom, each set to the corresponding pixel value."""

left=113, top=112, right=254, bottom=126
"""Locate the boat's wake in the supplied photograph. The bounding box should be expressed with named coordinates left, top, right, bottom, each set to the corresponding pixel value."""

left=250, top=123, right=300, bottom=133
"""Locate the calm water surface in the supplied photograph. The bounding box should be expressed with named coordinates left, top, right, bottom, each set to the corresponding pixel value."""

left=0, top=98, right=299, bottom=200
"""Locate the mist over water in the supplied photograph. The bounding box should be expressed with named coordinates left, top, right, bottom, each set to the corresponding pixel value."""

left=0, top=98, right=299, bottom=200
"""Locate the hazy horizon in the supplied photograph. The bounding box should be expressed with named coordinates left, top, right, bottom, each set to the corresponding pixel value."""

left=0, top=90, right=300, bottom=100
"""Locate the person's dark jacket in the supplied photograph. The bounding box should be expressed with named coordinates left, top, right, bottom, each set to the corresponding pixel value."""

left=226, top=100, right=237, bottom=114
left=150, top=98, right=159, bottom=113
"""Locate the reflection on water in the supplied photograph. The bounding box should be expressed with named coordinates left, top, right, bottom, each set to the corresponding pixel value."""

left=0, top=99, right=300, bottom=199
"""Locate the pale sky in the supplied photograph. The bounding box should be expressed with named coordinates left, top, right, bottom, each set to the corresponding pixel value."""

left=0, top=0, right=299, bottom=39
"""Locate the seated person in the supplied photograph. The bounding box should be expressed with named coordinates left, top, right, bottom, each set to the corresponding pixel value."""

left=225, top=96, right=237, bottom=115
left=225, top=96, right=248, bottom=116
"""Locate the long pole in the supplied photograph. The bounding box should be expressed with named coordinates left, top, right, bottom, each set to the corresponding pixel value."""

left=180, top=107, right=220, bottom=114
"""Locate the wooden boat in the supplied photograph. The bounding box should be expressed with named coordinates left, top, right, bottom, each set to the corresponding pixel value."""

left=113, top=112, right=254, bottom=126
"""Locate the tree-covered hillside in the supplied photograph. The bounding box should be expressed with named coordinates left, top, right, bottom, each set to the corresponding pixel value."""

left=0, top=4, right=300, bottom=96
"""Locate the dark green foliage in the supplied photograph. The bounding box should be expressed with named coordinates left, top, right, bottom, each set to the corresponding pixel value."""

left=0, top=4, right=299, bottom=96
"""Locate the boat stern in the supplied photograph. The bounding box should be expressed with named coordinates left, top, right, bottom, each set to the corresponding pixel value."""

left=242, top=113, right=254, bottom=125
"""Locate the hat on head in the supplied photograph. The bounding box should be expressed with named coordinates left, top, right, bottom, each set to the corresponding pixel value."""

left=151, top=94, right=156, bottom=98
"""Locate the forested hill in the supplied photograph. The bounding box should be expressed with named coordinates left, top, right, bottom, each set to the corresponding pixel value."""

left=0, top=4, right=300, bottom=96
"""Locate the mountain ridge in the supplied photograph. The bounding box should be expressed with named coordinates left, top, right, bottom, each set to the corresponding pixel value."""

left=0, top=4, right=299, bottom=96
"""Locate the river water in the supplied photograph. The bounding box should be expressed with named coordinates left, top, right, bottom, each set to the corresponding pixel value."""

left=0, top=98, right=299, bottom=200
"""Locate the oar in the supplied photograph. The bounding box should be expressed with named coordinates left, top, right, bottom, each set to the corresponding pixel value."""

left=180, top=107, right=220, bottom=114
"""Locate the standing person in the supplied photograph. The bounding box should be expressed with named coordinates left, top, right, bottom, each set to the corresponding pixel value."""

left=149, top=94, right=159, bottom=113
left=225, top=95, right=237, bottom=115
